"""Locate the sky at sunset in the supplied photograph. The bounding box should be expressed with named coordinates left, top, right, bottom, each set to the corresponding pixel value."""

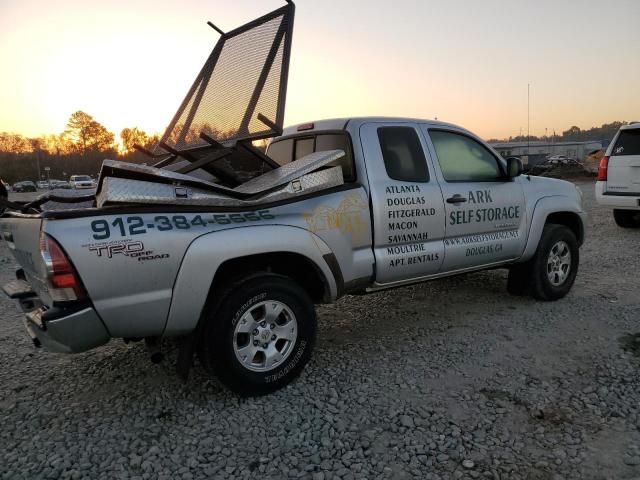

left=0, top=0, right=638, bottom=141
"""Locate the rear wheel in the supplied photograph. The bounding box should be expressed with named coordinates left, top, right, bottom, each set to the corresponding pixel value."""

left=613, top=209, right=640, bottom=228
left=200, top=274, right=316, bottom=396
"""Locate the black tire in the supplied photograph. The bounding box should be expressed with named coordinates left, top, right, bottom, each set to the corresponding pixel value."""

left=529, top=224, right=579, bottom=301
left=507, top=224, right=579, bottom=301
left=613, top=209, right=640, bottom=229
left=200, top=274, right=316, bottom=396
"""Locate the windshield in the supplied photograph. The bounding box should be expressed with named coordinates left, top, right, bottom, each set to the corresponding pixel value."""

left=73, top=176, right=92, bottom=182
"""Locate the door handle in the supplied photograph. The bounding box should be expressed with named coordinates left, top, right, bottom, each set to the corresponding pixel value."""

left=446, top=195, right=467, bottom=204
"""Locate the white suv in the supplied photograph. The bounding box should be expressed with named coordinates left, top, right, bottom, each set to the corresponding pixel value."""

left=596, top=123, right=640, bottom=228
left=69, top=175, right=95, bottom=189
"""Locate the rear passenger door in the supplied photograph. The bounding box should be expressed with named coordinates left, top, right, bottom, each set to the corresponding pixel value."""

left=422, top=127, right=526, bottom=272
left=360, top=123, right=446, bottom=284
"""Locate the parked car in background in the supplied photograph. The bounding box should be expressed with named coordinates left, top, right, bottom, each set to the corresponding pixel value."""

left=547, top=155, right=569, bottom=164
left=69, top=175, right=95, bottom=189
left=12, top=181, right=37, bottom=193
left=37, top=180, right=49, bottom=190
left=49, top=180, right=71, bottom=190
left=596, top=122, right=640, bottom=227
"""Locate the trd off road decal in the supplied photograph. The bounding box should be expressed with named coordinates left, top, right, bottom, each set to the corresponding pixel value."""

left=304, top=193, right=368, bottom=242
left=82, top=239, right=170, bottom=262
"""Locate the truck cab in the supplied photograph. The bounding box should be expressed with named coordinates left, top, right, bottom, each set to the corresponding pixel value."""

left=267, top=117, right=582, bottom=290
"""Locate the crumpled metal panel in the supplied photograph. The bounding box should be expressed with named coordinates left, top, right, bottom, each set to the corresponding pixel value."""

left=29, top=189, right=96, bottom=211
left=234, top=150, right=344, bottom=194
left=99, top=149, right=344, bottom=198
left=41, top=199, right=95, bottom=211
left=97, top=178, right=238, bottom=207
left=100, top=159, right=238, bottom=197
left=97, top=166, right=344, bottom=208
left=258, top=166, right=344, bottom=204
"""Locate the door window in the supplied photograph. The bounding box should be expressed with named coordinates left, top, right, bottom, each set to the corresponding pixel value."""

left=430, top=130, right=503, bottom=182
left=377, top=127, right=429, bottom=182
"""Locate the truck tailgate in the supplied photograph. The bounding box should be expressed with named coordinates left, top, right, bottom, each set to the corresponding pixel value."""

left=607, top=154, right=640, bottom=195
left=0, top=216, right=51, bottom=304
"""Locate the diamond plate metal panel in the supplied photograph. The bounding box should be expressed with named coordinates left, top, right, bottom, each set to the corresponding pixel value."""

left=97, top=166, right=344, bottom=208
left=234, top=149, right=344, bottom=194
left=100, top=149, right=344, bottom=199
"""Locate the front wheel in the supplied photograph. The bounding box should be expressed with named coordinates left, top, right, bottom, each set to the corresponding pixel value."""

left=613, top=209, right=640, bottom=228
left=530, top=224, right=579, bottom=301
left=507, top=224, right=579, bottom=301
left=199, top=274, right=316, bottom=396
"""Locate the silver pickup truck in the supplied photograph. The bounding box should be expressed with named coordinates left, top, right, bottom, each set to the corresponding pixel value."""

left=0, top=3, right=586, bottom=395
left=0, top=116, right=586, bottom=395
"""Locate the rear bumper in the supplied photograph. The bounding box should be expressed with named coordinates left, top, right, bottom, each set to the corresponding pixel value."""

left=23, top=306, right=110, bottom=353
left=595, top=181, right=640, bottom=210
left=3, top=278, right=110, bottom=353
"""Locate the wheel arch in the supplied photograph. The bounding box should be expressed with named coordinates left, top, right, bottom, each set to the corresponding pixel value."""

left=211, top=252, right=332, bottom=306
left=163, top=225, right=338, bottom=337
left=520, top=196, right=586, bottom=261
left=545, top=211, right=584, bottom=246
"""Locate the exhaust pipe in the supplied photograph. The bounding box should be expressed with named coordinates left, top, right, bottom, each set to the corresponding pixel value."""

left=145, top=337, right=164, bottom=364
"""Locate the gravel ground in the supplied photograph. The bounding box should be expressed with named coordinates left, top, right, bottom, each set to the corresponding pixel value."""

left=2, top=180, right=640, bottom=480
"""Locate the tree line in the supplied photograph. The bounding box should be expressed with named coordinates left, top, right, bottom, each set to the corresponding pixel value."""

left=1, top=113, right=631, bottom=184
left=487, top=121, right=630, bottom=144
left=0, top=111, right=159, bottom=184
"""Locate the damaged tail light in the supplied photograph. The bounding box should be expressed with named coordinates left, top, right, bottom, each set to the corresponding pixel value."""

left=40, top=233, right=86, bottom=302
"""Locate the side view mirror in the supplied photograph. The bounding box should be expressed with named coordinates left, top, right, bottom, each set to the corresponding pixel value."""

left=506, top=157, right=523, bottom=178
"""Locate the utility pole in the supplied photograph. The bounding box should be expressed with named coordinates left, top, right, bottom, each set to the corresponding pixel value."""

left=527, top=84, right=530, bottom=157
left=36, top=150, right=42, bottom=181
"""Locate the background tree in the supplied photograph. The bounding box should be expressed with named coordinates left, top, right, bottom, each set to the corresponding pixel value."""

left=0, top=133, right=32, bottom=153
left=120, top=127, right=149, bottom=154
left=42, top=134, right=74, bottom=156
left=64, top=111, right=115, bottom=155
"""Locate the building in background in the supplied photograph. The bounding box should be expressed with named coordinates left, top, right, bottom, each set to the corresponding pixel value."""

left=489, top=140, right=605, bottom=169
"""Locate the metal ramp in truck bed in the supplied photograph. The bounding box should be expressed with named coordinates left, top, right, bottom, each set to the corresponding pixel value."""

left=95, top=0, right=346, bottom=208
